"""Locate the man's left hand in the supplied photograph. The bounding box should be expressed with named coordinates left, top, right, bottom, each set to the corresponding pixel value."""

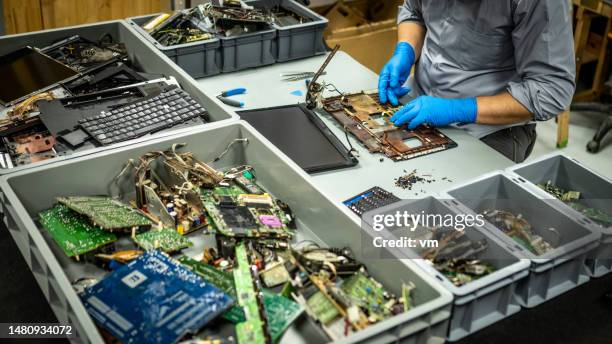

left=390, top=96, right=478, bottom=130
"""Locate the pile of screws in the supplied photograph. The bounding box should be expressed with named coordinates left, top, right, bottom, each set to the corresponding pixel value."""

left=394, top=169, right=435, bottom=190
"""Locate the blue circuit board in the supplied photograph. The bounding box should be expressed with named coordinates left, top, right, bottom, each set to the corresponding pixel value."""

left=81, top=250, right=233, bottom=344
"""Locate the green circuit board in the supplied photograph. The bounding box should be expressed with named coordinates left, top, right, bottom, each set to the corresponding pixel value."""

left=39, top=204, right=117, bottom=257
left=179, top=256, right=301, bottom=341
left=200, top=181, right=294, bottom=240
left=341, top=271, right=395, bottom=322
left=133, top=228, right=193, bottom=252
left=306, top=291, right=339, bottom=325
left=263, top=289, right=303, bottom=343
left=57, top=196, right=152, bottom=231
left=178, top=256, right=246, bottom=323
left=234, top=243, right=268, bottom=344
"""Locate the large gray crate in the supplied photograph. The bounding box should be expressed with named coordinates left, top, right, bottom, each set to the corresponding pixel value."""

left=0, top=121, right=453, bottom=344
left=446, top=172, right=601, bottom=308
left=248, top=0, right=328, bottom=62
left=508, top=153, right=612, bottom=278
left=127, top=14, right=222, bottom=78
left=0, top=20, right=235, bottom=176
left=219, top=28, right=276, bottom=72
left=360, top=196, right=529, bottom=342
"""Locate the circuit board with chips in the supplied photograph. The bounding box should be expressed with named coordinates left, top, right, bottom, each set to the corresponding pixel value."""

left=81, top=251, right=233, bottom=344
left=57, top=196, right=152, bottom=231
left=133, top=228, right=193, bottom=252
left=39, top=204, right=117, bottom=258
left=200, top=174, right=295, bottom=240
left=234, top=243, right=270, bottom=344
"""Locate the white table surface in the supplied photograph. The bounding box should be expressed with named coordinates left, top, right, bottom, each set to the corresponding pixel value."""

left=196, top=51, right=513, bottom=203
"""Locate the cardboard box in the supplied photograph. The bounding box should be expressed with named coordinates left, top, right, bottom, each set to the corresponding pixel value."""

left=326, top=18, right=397, bottom=73
left=318, top=0, right=403, bottom=72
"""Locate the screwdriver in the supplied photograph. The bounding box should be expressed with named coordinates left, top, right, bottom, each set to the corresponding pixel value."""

left=217, top=88, right=246, bottom=107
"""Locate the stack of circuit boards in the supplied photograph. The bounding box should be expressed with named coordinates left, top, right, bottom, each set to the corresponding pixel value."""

left=36, top=144, right=415, bottom=344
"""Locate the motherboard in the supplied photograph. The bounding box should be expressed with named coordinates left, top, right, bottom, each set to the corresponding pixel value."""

left=322, top=91, right=457, bottom=161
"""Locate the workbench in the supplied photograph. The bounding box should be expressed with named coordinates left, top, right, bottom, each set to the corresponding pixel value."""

left=196, top=52, right=513, bottom=206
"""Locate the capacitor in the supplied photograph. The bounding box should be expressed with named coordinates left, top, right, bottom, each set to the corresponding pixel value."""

left=166, top=202, right=175, bottom=213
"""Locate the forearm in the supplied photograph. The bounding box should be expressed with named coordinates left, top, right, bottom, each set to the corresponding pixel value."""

left=475, top=92, right=532, bottom=125
left=398, top=22, right=426, bottom=60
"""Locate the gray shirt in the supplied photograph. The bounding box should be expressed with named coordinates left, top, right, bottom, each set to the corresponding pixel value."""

left=398, top=0, right=576, bottom=138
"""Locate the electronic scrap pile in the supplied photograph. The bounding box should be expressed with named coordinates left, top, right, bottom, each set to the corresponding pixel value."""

left=538, top=181, right=612, bottom=228
left=419, top=228, right=495, bottom=287
left=37, top=143, right=416, bottom=344
left=0, top=32, right=209, bottom=169
left=143, top=0, right=311, bottom=46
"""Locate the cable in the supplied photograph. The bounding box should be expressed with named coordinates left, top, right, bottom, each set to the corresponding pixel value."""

left=208, top=138, right=249, bottom=163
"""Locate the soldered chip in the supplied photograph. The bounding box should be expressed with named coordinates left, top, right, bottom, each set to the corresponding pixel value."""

left=133, top=228, right=193, bottom=252
left=39, top=204, right=117, bottom=258
left=57, top=196, right=152, bottom=231
left=81, top=251, right=233, bottom=344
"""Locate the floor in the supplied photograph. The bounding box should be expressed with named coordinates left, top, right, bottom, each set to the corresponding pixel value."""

left=529, top=111, right=612, bottom=178
left=1, top=113, right=610, bottom=344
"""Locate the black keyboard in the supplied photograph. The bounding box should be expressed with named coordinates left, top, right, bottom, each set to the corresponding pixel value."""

left=78, top=87, right=207, bottom=146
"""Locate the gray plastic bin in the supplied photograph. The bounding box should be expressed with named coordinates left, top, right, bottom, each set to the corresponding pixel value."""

left=446, top=172, right=601, bottom=308
left=0, top=121, right=453, bottom=344
left=508, top=153, right=612, bottom=278
left=127, top=14, right=222, bottom=78
left=247, top=0, right=328, bottom=61
left=0, top=20, right=235, bottom=177
left=360, top=196, right=529, bottom=341
left=219, top=28, right=276, bottom=72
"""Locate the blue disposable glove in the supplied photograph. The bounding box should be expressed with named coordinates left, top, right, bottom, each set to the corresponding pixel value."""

left=379, top=42, right=415, bottom=106
left=390, top=96, right=478, bottom=130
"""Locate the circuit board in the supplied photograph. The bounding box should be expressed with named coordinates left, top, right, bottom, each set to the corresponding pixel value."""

left=57, top=196, right=152, bottom=231
left=306, top=291, right=339, bottom=325
left=179, top=256, right=302, bottom=341
left=262, top=289, right=303, bottom=343
left=322, top=91, right=457, bottom=161
left=343, top=187, right=401, bottom=216
left=201, top=180, right=294, bottom=240
left=178, top=256, right=246, bottom=323
left=39, top=204, right=117, bottom=258
left=341, top=272, right=396, bottom=322
left=234, top=243, right=270, bottom=344
left=81, top=250, right=233, bottom=344
left=133, top=228, right=193, bottom=252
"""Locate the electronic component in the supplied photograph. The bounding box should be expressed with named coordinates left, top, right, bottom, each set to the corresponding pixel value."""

left=40, top=34, right=127, bottom=72
left=179, top=256, right=246, bottom=323
left=56, top=196, right=153, bottom=232
left=39, top=204, right=117, bottom=258
left=79, top=87, right=208, bottom=146
left=321, top=91, right=457, bottom=161
left=483, top=210, right=557, bottom=255
left=234, top=243, right=271, bottom=344
left=343, top=187, right=401, bottom=216
left=133, top=228, right=193, bottom=252
left=81, top=250, right=233, bottom=344
left=201, top=180, right=295, bottom=240
left=179, top=256, right=302, bottom=341
left=419, top=228, right=494, bottom=287
left=538, top=180, right=612, bottom=227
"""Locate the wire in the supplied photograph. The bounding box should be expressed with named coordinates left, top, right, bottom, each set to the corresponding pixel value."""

left=208, top=138, right=249, bottom=163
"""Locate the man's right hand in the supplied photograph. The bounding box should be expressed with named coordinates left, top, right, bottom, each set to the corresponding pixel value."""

left=378, top=42, right=416, bottom=106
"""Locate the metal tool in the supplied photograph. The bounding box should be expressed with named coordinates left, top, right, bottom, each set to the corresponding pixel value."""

left=281, top=71, right=326, bottom=82
left=217, top=87, right=246, bottom=107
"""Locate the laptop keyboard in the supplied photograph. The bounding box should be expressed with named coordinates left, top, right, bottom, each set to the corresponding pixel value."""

left=78, top=87, right=207, bottom=146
